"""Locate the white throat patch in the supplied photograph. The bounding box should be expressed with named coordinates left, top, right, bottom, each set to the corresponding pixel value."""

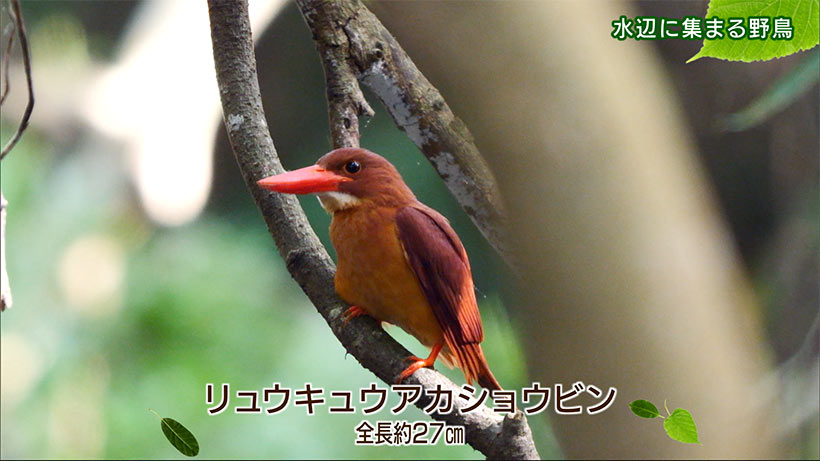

left=317, top=191, right=362, bottom=213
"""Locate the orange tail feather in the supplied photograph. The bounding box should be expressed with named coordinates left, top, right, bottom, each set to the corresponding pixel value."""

left=449, top=343, right=502, bottom=391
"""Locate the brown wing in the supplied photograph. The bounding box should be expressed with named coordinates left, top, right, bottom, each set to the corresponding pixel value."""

left=395, top=205, right=483, bottom=347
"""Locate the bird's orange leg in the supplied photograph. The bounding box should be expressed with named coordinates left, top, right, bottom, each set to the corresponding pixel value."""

left=342, top=305, right=368, bottom=326
left=397, top=342, right=444, bottom=383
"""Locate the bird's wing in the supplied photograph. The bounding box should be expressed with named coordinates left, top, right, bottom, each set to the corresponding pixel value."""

left=395, top=205, right=483, bottom=346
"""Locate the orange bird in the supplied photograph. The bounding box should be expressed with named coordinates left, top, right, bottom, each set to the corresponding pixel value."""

left=258, top=148, right=501, bottom=390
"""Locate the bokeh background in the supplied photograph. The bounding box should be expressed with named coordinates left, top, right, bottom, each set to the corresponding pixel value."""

left=1, top=0, right=817, bottom=459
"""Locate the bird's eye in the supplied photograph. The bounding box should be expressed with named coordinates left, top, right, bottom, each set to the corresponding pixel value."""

left=345, top=161, right=361, bottom=174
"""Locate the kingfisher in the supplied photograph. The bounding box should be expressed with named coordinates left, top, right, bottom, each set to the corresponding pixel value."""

left=258, top=148, right=501, bottom=390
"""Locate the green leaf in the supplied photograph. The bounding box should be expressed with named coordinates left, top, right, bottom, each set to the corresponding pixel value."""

left=663, top=408, right=701, bottom=444
left=688, top=0, right=820, bottom=62
left=160, top=417, right=200, bottom=457
left=629, top=400, right=661, bottom=418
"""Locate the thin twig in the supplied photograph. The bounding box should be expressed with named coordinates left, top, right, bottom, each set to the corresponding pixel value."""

left=0, top=0, right=34, bottom=161
left=0, top=11, right=16, bottom=106
left=0, top=0, right=31, bottom=312
left=206, top=0, right=539, bottom=458
left=296, top=0, right=516, bottom=271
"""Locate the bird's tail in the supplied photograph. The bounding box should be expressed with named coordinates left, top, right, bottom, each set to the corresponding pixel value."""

left=449, top=343, right=502, bottom=391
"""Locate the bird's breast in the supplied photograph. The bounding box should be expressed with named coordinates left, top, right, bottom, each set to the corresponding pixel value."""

left=331, top=207, right=442, bottom=346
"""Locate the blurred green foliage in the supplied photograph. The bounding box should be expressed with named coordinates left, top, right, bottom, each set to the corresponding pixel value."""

left=0, top=121, right=541, bottom=458
left=719, top=50, right=820, bottom=131
left=0, top=3, right=556, bottom=459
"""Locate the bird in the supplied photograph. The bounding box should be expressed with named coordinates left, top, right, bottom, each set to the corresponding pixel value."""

left=257, top=147, right=501, bottom=390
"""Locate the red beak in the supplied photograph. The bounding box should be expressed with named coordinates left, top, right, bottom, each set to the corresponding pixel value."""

left=257, top=165, right=351, bottom=194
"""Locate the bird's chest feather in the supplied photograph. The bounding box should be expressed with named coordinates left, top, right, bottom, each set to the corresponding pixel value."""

left=330, top=208, right=442, bottom=344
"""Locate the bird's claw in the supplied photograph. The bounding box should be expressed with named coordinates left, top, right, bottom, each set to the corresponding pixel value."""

left=396, top=360, right=425, bottom=384
left=342, top=305, right=368, bottom=326
left=396, top=357, right=435, bottom=383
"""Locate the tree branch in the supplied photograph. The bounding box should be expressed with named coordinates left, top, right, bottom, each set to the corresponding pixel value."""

left=0, top=10, right=16, bottom=106
left=206, top=0, right=538, bottom=458
left=296, top=0, right=515, bottom=270
left=0, top=0, right=34, bottom=160
left=0, top=0, right=34, bottom=311
left=298, top=0, right=373, bottom=148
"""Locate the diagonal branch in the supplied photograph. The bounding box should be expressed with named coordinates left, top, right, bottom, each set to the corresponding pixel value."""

left=296, top=0, right=515, bottom=270
left=206, top=0, right=538, bottom=458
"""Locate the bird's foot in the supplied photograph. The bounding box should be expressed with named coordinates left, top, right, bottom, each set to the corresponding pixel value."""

left=342, top=305, right=368, bottom=326
left=395, top=343, right=444, bottom=384
left=396, top=358, right=434, bottom=383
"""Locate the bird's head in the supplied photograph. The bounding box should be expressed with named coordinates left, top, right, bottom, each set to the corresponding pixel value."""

left=257, top=148, right=416, bottom=213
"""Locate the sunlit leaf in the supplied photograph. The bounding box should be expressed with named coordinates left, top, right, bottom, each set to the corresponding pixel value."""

left=663, top=408, right=701, bottom=444
left=688, top=0, right=819, bottom=62
left=629, top=399, right=661, bottom=418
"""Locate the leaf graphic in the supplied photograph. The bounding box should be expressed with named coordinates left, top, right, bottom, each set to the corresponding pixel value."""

left=663, top=408, right=701, bottom=444
left=150, top=409, right=200, bottom=457
left=688, top=0, right=819, bottom=62
left=629, top=400, right=661, bottom=418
